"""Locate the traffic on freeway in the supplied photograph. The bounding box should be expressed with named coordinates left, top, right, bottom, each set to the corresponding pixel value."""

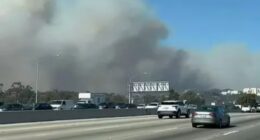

left=0, top=113, right=260, bottom=140
left=1, top=0, right=260, bottom=140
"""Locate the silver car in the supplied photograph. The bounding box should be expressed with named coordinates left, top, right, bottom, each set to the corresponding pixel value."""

left=191, top=106, right=230, bottom=128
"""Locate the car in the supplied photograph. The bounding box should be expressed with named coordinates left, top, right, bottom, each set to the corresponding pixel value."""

left=50, top=100, right=75, bottom=110
left=98, top=103, right=116, bottom=109
left=191, top=106, right=230, bottom=128
left=137, top=104, right=146, bottom=109
left=145, top=102, right=159, bottom=109
left=115, top=103, right=137, bottom=109
left=256, top=104, right=260, bottom=112
left=157, top=100, right=191, bottom=119
left=241, top=106, right=251, bottom=112
left=73, top=103, right=98, bottom=110
left=115, top=103, right=128, bottom=109
left=0, top=103, right=24, bottom=112
left=0, top=102, right=4, bottom=107
left=34, top=103, right=53, bottom=110
left=126, top=104, right=137, bottom=109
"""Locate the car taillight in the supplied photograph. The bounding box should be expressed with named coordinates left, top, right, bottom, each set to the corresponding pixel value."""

left=192, top=112, right=198, bottom=116
left=209, top=112, right=216, bottom=118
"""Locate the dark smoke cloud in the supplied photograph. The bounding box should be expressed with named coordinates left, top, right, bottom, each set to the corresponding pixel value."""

left=2, top=0, right=257, bottom=93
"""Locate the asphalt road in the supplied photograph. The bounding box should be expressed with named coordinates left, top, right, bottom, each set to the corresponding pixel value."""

left=0, top=113, right=260, bottom=140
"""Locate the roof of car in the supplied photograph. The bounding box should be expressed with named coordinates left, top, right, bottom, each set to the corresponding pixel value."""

left=162, top=100, right=182, bottom=102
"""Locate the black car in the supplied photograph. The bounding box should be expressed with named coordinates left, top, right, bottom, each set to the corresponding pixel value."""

left=99, top=103, right=116, bottom=109
left=115, top=103, right=128, bottom=109
left=115, top=103, right=137, bottom=109
left=0, top=102, right=4, bottom=107
left=126, top=104, right=137, bottom=109
left=73, top=103, right=98, bottom=110
left=34, top=103, right=53, bottom=110
left=0, top=103, right=23, bottom=112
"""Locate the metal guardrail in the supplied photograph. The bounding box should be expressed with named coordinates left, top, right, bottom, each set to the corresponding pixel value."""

left=0, top=109, right=157, bottom=124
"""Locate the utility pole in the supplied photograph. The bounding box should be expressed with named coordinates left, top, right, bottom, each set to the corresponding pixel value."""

left=35, top=62, right=39, bottom=104
left=128, top=78, right=132, bottom=104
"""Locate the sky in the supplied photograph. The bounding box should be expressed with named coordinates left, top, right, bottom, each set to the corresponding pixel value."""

left=146, top=0, right=260, bottom=52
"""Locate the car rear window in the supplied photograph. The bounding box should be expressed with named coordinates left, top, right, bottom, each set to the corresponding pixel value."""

left=51, top=101, right=62, bottom=104
left=161, top=102, right=182, bottom=105
left=197, top=106, right=218, bottom=112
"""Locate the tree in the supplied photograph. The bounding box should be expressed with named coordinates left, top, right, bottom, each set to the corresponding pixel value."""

left=5, top=82, right=35, bottom=104
left=237, top=94, right=257, bottom=107
left=180, top=91, right=205, bottom=106
left=168, top=89, right=180, bottom=100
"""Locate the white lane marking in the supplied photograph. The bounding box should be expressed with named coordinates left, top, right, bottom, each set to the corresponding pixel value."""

left=223, top=130, right=239, bottom=136
left=153, top=127, right=178, bottom=133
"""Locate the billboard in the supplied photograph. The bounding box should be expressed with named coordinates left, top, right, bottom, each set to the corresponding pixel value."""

left=79, top=93, right=91, bottom=99
left=132, top=81, right=169, bottom=92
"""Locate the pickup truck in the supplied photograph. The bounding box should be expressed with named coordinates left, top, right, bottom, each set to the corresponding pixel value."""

left=157, top=100, right=192, bottom=119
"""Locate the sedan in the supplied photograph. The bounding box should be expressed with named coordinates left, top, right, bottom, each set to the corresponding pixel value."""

left=74, top=103, right=98, bottom=110
left=145, top=102, right=159, bottom=109
left=0, top=103, right=24, bottom=112
left=34, top=103, right=53, bottom=110
left=191, top=106, right=230, bottom=128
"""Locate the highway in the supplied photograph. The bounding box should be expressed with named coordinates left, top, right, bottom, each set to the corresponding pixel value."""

left=0, top=113, right=260, bottom=140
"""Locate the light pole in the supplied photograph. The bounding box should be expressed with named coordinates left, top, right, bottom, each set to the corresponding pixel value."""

left=35, top=51, right=62, bottom=104
left=35, top=62, right=39, bottom=104
left=128, top=78, right=132, bottom=104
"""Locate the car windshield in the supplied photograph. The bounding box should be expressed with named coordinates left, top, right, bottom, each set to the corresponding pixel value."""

left=50, top=101, right=62, bottom=104
left=161, top=102, right=182, bottom=105
left=197, top=106, right=218, bottom=112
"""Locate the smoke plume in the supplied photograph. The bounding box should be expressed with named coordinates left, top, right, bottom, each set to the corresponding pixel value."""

left=0, top=0, right=258, bottom=93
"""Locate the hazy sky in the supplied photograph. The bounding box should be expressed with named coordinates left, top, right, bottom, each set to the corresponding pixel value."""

left=146, top=0, right=260, bottom=51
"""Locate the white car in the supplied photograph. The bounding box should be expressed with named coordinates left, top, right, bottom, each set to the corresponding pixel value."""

left=257, top=104, right=260, bottom=112
left=50, top=100, right=75, bottom=110
left=241, top=106, right=251, bottom=112
left=137, top=104, right=146, bottom=109
left=157, top=100, right=191, bottom=119
left=145, top=102, right=159, bottom=109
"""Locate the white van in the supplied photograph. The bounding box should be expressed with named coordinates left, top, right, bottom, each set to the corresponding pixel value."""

left=50, top=100, right=74, bottom=110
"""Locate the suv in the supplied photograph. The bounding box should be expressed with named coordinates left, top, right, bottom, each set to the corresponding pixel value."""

left=0, top=103, right=24, bottom=112
left=157, top=100, right=191, bottom=119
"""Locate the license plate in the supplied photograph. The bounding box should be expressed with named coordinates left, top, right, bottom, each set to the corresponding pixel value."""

left=197, top=115, right=207, bottom=118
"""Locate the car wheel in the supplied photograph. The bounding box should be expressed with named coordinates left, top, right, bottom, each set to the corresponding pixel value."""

left=169, top=115, right=173, bottom=119
left=192, top=123, right=197, bottom=128
left=176, top=110, right=181, bottom=118
left=218, top=120, right=222, bottom=128
left=185, top=110, right=190, bottom=118
left=226, top=118, right=230, bottom=127
left=158, top=115, right=163, bottom=119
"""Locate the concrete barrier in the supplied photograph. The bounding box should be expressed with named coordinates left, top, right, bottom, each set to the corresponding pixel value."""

left=0, top=109, right=157, bottom=124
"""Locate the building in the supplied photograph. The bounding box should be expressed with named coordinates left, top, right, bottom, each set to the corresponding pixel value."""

left=243, top=88, right=260, bottom=96
left=78, top=92, right=106, bottom=105
left=220, top=90, right=239, bottom=95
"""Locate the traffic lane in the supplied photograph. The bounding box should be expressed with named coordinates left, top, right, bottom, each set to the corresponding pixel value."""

left=0, top=113, right=250, bottom=137
left=0, top=116, right=188, bottom=140
left=0, top=113, right=251, bottom=130
left=0, top=115, right=161, bottom=136
left=68, top=113, right=260, bottom=140
left=1, top=113, right=260, bottom=140
left=145, top=113, right=260, bottom=140
left=217, top=122, right=260, bottom=140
